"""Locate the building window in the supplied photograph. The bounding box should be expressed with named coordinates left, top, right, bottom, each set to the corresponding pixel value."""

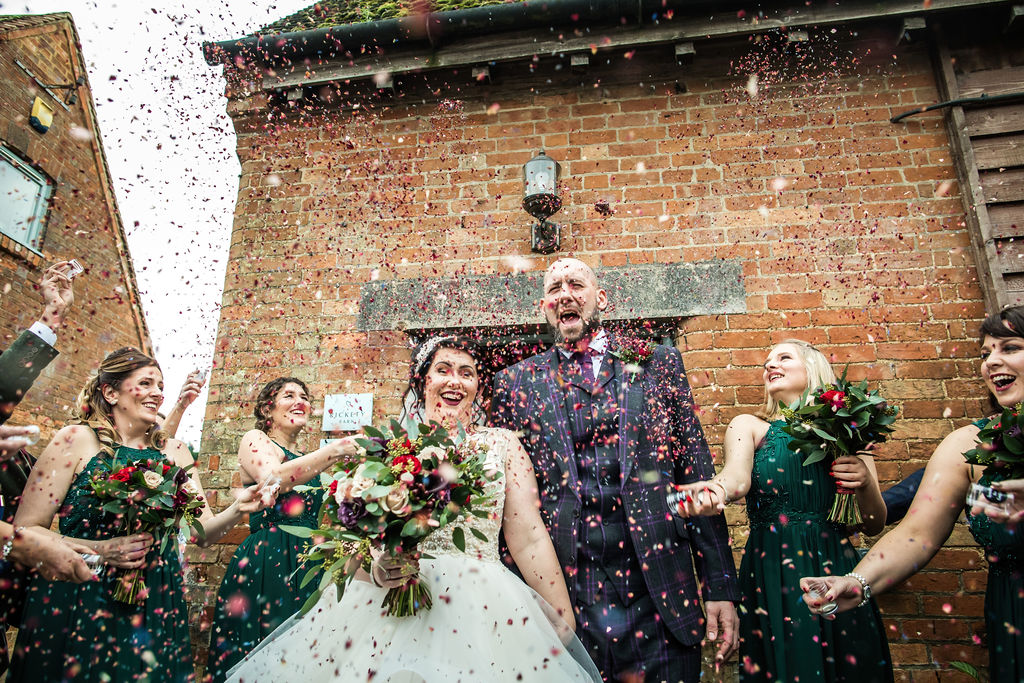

left=0, top=145, right=51, bottom=252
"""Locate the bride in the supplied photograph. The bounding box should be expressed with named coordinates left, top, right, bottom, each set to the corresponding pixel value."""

left=227, top=336, right=601, bottom=682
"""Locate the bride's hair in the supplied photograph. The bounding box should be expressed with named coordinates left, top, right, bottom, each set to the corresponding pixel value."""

left=762, top=338, right=837, bottom=420
left=400, top=335, right=487, bottom=427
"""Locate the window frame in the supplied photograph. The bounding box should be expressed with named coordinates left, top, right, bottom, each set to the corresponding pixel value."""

left=0, top=144, right=52, bottom=253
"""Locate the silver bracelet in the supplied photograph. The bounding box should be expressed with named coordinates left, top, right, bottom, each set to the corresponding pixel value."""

left=0, top=526, right=24, bottom=562
left=846, top=572, right=872, bottom=607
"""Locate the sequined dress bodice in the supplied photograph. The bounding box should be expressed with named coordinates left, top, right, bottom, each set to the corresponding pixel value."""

left=418, top=427, right=508, bottom=563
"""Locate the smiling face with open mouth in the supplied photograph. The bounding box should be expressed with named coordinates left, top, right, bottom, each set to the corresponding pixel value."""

left=267, top=382, right=312, bottom=430
left=763, top=343, right=809, bottom=408
left=423, top=347, right=479, bottom=428
left=104, top=365, right=164, bottom=431
left=981, top=334, right=1024, bottom=407
left=540, top=258, right=608, bottom=347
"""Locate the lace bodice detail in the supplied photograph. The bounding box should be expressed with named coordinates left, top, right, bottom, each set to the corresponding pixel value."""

left=419, top=427, right=509, bottom=563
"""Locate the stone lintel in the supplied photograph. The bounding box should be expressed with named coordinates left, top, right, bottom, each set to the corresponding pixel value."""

left=356, top=259, right=745, bottom=331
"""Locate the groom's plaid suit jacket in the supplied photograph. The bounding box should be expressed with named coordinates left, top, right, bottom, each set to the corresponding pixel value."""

left=492, top=342, right=738, bottom=646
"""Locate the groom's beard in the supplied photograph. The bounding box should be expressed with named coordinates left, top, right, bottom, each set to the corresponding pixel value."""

left=549, top=310, right=602, bottom=345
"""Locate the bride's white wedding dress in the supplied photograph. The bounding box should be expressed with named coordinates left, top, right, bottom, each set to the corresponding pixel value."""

left=226, top=427, right=601, bottom=682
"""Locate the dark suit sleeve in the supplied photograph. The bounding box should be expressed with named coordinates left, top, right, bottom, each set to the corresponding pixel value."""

left=665, top=346, right=739, bottom=602
left=882, top=468, right=924, bottom=525
left=0, top=329, right=58, bottom=416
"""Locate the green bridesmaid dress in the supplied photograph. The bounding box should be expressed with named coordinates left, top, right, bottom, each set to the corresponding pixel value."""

left=738, top=421, right=893, bottom=682
left=9, top=445, right=193, bottom=682
left=206, top=444, right=321, bottom=682
left=965, top=419, right=1024, bottom=682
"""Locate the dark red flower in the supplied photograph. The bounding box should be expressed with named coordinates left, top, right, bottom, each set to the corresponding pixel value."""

left=820, top=390, right=846, bottom=410
left=110, top=466, right=136, bottom=483
left=392, top=455, right=422, bottom=475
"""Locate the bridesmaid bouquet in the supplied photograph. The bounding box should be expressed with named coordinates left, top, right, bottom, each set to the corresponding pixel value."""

left=89, top=457, right=206, bottom=604
left=963, top=401, right=1024, bottom=478
left=285, top=419, right=499, bottom=617
left=780, top=369, right=899, bottom=525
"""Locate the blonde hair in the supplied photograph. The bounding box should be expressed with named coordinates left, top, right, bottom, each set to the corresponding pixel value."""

left=71, top=347, right=167, bottom=457
left=763, top=339, right=837, bottom=419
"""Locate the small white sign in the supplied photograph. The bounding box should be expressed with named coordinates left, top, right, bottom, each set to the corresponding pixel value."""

left=322, top=393, right=373, bottom=431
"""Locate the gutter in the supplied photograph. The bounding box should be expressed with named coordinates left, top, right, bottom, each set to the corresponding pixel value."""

left=202, top=0, right=723, bottom=66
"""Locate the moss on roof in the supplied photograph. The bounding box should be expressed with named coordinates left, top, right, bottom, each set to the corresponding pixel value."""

left=260, top=0, right=518, bottom=33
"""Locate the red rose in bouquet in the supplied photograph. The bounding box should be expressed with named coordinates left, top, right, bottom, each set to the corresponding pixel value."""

left=90, top=457, right=205, bottom=604
left=781, top=369, right=899, bottom=525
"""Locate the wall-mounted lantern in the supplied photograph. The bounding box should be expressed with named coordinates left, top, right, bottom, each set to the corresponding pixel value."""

left=522, top=150, right=562, bottom=254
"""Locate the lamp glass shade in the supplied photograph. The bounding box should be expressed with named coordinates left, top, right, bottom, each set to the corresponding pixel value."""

left=522, top=151, right=562, bottom=219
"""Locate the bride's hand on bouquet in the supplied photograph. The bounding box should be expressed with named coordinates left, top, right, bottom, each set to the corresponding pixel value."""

left=671, top=480, right=727, bottom=517
left=369, top=551, right=419, bottom=589
left=96, top=532, right=153, bottom=569
left=327, top=435, right=363, bottom=465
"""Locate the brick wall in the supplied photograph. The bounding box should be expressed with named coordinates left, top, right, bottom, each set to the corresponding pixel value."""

left=0, top=16, right=150, bottom=440
left=199, top=25, right=986, bottom=681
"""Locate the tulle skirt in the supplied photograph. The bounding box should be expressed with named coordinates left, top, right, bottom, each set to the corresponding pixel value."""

left=226, top=555, right=601, bottom=683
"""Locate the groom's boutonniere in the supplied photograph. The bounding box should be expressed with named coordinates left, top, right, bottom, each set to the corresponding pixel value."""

left=611, top=335, right=655, bottom=378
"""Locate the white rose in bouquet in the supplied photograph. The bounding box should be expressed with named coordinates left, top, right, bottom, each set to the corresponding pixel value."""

left=142, top=470, right=163, bottom=488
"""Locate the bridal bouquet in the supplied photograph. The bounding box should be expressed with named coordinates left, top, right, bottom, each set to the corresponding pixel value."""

left=781, top=369, right=899, bottom=525
left=963, top=402, right=1024, bottom=478
left=89, top=457, right=206, bottom=603
left=285, top=419, right=499, bottom=617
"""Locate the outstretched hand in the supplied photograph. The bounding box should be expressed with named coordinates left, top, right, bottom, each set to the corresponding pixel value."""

left=974, top=479, right=1024, bottom=529
left=799, top=575, right=864, bottom=618
left=671, top=480, right=727, bottom=517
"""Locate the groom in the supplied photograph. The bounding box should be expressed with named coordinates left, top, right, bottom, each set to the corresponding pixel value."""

left=492, top=258, right=738, bottom=682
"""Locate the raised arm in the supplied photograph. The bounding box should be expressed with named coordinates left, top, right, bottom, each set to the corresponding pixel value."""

left=160, top=370, right=205, bottom=439
left=15, top=425, right=152, bottom=568
left=802, top=425, right=976, bottom=613
left=501, top=432, right=575, bottom=633
left=674, top=413, right=763, bottom=517
left=236, top=429, right=357, bottom=492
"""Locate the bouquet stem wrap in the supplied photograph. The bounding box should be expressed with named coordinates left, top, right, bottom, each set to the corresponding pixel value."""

left=381, top=578, right=432, bottom=617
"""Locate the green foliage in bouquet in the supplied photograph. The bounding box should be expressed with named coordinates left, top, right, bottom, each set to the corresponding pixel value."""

left=283, top=418, right=499, bottom=617
left=780, top=368, right=899, bottom=466
left=90, top=457, right=206, bottom=603
left=780, top=368, right=899, bottom=525
left=963, top=402, right=1024, bottom=479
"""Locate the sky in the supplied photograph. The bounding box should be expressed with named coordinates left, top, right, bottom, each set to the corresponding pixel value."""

left=8, top=0, right=312, bottom=443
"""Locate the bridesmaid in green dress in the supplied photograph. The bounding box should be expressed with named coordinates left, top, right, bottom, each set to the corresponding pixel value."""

left=804, top=307, right=1024, bottom=682
left=676, top=339, right=892, bottom=682
left=9, top=347, right=273, bottom=682
left=206, top=377, right=359, bottom=682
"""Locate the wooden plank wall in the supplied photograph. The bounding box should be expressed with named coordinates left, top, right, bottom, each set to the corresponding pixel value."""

left=945, top=31, right=1024, bottom=307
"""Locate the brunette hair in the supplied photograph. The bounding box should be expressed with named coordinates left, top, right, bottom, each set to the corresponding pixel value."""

left=763, top=339, right=838, bottom=419
left=254, top=377, right=311, bottom=432
left=979, top=306, right=1024, bottom=344
left=71, top=347, right=167, bottom=457
left=400, top=335, right=487, bottom=425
